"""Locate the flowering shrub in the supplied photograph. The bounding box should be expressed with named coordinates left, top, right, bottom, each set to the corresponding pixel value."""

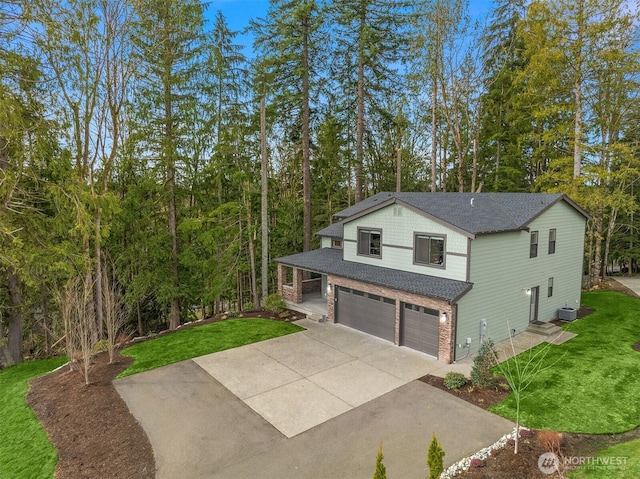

left=469, top=458, right=485, bottom=468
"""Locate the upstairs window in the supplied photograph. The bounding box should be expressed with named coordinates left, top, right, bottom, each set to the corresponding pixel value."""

left=548, top=229, right=556, bottom=254
left=414, top=234, right=445, bottom=267
left=358, top=229, right=381, bottom=257
left=530, top=231, right=538, bottom=258
left=332, top=239, right=343, bottom=249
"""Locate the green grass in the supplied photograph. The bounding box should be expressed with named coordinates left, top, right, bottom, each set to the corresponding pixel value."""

left=489, top=291, right=640, bottom=433
left=118, top=318, right=303, bottom=378
left=0, top=357, right=67, bottom=479
left=567, top=438, right=640, bottom=478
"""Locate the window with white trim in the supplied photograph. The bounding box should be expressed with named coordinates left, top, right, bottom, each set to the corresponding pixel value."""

left=530, top=231, right=539, bottom=258
left=548, top=229, right=556, bottom=254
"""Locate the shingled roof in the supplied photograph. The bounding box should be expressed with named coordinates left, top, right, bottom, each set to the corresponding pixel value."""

left=324, top=192, right=589, bottom=237
left=275, top=248, right=472, bottom=302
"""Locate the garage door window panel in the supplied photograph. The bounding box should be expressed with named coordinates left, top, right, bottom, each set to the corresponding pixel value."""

left=414, top=234, right=446, bottom=268
left=358, top=228, right=382, bottom=258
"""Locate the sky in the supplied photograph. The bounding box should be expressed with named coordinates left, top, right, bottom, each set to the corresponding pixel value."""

left=205, top=0, right=495, bottom=56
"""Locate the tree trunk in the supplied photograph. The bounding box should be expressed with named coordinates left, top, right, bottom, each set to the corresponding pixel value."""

left=592, top=212, right=603, bottom=286
left=572, top=1, right=584, bottom=179
left=431, top=75, right=437, bottom=192
left=41, top=283, right=50, bottom=355
left=301, top=13, right=312, bottom=252
left=260, top=98, right=269, bottom=304
left=0, top=267, right=24, bottom=367
left=602, top=208, right=618, bottom=283
left=396, top=147, right=402, bottom=193
left=164, top=56, right=180, bottom=330
left=94, top=207, right=104, bottom=339
left=136, top=298, right=143, bottom=336
left=355, top=9, right=366, bottom=203
left=244, top=185, right=259, bottom=308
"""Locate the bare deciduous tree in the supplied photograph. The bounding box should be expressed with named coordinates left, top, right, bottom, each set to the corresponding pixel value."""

left=102, top=271, right=128, bottom=364
left=57, top=275, right=97, bottom=385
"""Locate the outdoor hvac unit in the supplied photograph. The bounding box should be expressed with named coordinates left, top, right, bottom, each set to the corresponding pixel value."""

left=558, top=307, right=577, bottom=321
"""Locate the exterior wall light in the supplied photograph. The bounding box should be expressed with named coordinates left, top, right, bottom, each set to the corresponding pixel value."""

left=440, top=312, right=447, bottom=323
left=327, top=283, right=332, bottom=294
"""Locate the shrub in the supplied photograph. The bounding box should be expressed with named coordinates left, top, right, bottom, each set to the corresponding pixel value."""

left=242, top=302, right=255, bottom=311
left=427, top=433, right=445, bottom=479
left=470, top=458, right=485, bottom=468
left=92, top=339, right=109, bottom=353
left=264, top=294, right=287, bottom=314
left=373, top=442, right=387, bottom=479
left=519, top=428, right=534, bottom=440
left=443, top=372, right=467, bottom=389
left=470, top=338, right=499, bottom=388
left=537, top=430, right=562, bottom=451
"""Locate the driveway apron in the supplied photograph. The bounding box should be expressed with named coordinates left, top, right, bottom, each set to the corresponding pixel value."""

left=115, top=319, right=514, bottom=478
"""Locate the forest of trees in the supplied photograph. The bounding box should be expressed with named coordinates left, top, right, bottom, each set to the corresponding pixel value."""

left=0, top=0, right=638, bottom=366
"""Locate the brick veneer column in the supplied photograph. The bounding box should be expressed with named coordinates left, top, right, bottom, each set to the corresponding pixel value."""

left=291, top=267, right=303, bottom=303
left=277, top=264, right=286, bottom=296
left=327, top=275, right=336, bottom=323
left=437, top=305, right=456, bottom=364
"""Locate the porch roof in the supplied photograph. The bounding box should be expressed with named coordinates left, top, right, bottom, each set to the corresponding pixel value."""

left=275, top=248, right=473, bottom=303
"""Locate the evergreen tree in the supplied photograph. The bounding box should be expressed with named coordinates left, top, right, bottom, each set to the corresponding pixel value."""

left=129, top=0, right=206, bottom=329
left=251, top=0, right=324, bottom=252
left=330, top=0, right=413, bottom=201
left=427, top=433, right=445, bottom=479
left=373, top=441, right=387, bottom=479
left=478, top=0, right=529, bottom=191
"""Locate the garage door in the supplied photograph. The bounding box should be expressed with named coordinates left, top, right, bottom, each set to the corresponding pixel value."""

left=335, top=286, right=395, bottom=342
left=400, top=303, right=439, bottom=357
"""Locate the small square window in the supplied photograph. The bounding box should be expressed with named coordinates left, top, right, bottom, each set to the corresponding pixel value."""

left=548, top=229, right=556, bottom=254
left=332, top=239, right=342, bottom=249
left=530, top=231, right=539, bottom=258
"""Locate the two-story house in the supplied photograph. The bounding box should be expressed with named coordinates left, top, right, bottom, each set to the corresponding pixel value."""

left=275, top=192, right=588, bottom=363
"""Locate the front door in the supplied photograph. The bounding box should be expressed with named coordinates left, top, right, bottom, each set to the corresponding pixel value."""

left=529, top=286, right=539, bottom=323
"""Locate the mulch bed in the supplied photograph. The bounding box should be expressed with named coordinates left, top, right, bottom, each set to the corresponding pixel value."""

left=24, top=294, right=640, bottom=478
left=26, top=308, right=304, bottom=479
left=27, top=352, right=154, bottom=479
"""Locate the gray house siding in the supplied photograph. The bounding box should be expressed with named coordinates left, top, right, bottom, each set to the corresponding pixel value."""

left=342, top=204, right=469, bottom=282
left=454, top=201, right=586, bottom=360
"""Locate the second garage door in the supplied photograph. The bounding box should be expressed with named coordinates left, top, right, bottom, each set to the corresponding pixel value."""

left=400, top=303, right=439, bottom=357
left=335, top=286, right=395, bottom=342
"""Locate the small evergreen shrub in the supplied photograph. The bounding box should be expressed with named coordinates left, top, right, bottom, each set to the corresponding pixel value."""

left=264, top=294, right=287, bottom=314
left=470, top=338, right=499, bottom=388
left=242, top=302, right=255, bottom=311
left=443, top=372, right=467, bottom=389
left=92, top=339, right=109, bottom=353
left=373, top=442, right=387, bottom=479
left=427, top=433, right=445, bottom=479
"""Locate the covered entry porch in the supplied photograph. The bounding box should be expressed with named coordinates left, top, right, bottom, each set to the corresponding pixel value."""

left=277, top=263, right=328, bottom=321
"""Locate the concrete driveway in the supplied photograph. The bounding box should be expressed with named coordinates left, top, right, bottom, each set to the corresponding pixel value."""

left=115, top=319, right=514, bottom=478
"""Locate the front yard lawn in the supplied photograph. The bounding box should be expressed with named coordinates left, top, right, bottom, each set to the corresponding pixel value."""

left=567, top=438, right=640, bottom=478
left=118, top=318, right=303, bottom=378
left=490, top=291, right=640, bottom=434
left=0, top=357, right=67, bottom=479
